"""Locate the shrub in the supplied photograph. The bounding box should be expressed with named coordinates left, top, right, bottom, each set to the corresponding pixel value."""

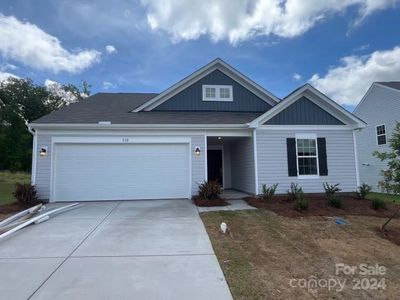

left=287, top=183, right=304, bottom=201
left=323, top=182, right=341, bottom=196
left=261, top=183, right=278, bottom=201
left=198, top=180, right=222, bottom=201
left=356, top=183, right=372, bottom=199
left=294, top=198, right=309, bottom=211
left=371, top=198, right=387, bottom=210
left=327, top=195, right=342, bottom=209
left=13, top=183, right=38, bottom=205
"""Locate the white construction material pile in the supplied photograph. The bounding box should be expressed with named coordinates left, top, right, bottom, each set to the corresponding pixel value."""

left=0, top=203, right=80, bottom=241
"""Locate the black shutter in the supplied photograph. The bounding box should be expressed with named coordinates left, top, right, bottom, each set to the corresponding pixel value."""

left=317, top=138, right=328, bottom=176
left=287, top=138, right=297, bottom=177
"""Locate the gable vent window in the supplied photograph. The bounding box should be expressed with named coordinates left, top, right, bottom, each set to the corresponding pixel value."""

left=202, top=85, right=233, bottom=102
left=376, top=124, right=387, bottom=145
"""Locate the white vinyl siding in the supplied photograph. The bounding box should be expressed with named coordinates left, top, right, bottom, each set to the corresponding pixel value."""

left=256, top=129, right=357, bottom=194
left=231, top=137, right=255, bottom=194
left=354, top=85, right=400, bottom=191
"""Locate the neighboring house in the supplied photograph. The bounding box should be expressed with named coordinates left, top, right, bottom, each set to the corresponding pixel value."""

left=28, top=59, right=365, bottom=202
left=354, top=82, right=400, bottom=191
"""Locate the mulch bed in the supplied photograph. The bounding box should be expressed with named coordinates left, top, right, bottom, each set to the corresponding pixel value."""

left=245, top=194, right=400, bottom=218
left=192, top=196, right=230, bottom=207
left=0, top=201, right=43, bottom=220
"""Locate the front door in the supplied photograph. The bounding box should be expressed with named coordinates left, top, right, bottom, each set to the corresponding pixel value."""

left=207, top=150, right=223, bottom=186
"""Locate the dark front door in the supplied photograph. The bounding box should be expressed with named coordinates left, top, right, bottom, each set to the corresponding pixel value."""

left=207, top=150, right=223, bottom=186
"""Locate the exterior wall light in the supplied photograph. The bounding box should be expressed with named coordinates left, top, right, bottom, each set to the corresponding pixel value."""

left=39, top=147, right=48, bottom=157
left=194, top=147, right=201, bottom=156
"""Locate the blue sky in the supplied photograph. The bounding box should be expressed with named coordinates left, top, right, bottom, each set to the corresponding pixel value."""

left=0, top=0, right=399, bottom=110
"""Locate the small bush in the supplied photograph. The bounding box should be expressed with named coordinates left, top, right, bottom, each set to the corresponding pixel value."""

left=287, top=183, right=304, bottom=201
left=294, top=198, right=309, bottom=211
left=261, top=183, right=278, bottom=201
left=323, top=182, right=341, bottom=196
left=356, top=183, right=372, bottom=199
left=13, top=183, right=38, bottom=205
left=327, top=195, right=342, bottom=209
left=371, top=198, right=387, bottom=210
left=198, top=180, right=222, bottom=201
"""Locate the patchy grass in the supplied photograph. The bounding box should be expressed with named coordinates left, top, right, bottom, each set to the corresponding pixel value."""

left=0, top=171, right=30, bottom=205
left=201, top=210, right=400, bottom=299
left=367, top=192, right=400, bottom=204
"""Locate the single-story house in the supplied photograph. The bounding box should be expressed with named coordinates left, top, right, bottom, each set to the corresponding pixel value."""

left=28, top=59, right=366, bottom=202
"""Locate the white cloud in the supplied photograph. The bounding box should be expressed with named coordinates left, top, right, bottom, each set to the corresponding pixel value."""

left=309, top=46, right=400, bottom=106
left=44, top=79, right=83, bottom=105
left=0, top=71, right=19, bottom=81
left=141, top=0, right=397, bottom=44
left=0, top=14, right=101, bottom=73
left=293, top=73, right=302, bottom=81
left=102, top=81, right=117, bottom=90
left=105, top=45, right=117, bottom=54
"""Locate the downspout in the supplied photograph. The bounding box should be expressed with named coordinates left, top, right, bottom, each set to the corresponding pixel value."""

left=27, top=124, right=37, bottom=185
left=352, top=129, right=361, bottom=188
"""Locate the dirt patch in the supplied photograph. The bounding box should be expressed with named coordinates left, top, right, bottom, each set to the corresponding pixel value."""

left=245, top=194, right=400, bottom=218
left=0, top=202, right=30, bottom=220
left=0, top=201, right=43, bottom=221
left=380, top=226, right=400, bottom=246
left=192, top=196, right=229, bottom=207
left=201, top=210, right=400, bottom=299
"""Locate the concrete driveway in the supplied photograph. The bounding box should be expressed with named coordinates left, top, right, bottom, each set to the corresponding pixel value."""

left=0, top=200, right=232, bottom=300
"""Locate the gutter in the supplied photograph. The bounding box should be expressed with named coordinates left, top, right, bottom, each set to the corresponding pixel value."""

left=27, top=123, right=251, bottom=130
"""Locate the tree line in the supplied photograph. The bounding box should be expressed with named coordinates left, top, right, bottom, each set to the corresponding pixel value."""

left=0, top=78, right=90, bottom=171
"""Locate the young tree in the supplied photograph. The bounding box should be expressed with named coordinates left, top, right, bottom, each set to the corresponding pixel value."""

left=373, top=122, right=400, bottom=194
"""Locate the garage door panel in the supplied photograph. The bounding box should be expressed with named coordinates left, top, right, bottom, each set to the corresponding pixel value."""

left=53, top=143, right=190, bottom=201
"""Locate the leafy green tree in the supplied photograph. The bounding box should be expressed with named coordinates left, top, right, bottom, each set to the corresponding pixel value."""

left=373, top=122, right=400, bottom=194
left=0, top=78, right=90, bottom=171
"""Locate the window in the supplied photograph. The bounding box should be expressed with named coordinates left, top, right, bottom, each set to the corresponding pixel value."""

left=296, top=136, right=319, bottom=177
left=205, top=87, right=216, bottom=99
left=202, top=85, right=233, bottom=101
left=376, top=124, right=386, bottom=145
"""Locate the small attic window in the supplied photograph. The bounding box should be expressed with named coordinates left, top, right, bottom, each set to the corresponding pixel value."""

left=202, top=85, right=233, bottom=102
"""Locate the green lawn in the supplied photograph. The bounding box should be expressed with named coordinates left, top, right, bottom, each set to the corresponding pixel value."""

left=367, top=192, right=400, bottom=204
left=0, top=171, right=31, bottom=205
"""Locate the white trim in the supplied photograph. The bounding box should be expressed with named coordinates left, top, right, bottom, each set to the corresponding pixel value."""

left=29, top=123, right=249, bottom=130
left=31, top=131, right=37, bottom=185
left=249, top=84, right=366, bottom=129
left=133, top=58, right=279, bottom=112
left=353, top=130, right=360, bottom=187
left=257, top=125, right=358, bottom=130
left=202, top=85, right=233, bottom=102
left=375, top=124, right=387, bottom=146
left=204, top=132, right=208, bottom=182
left=295, top=133, right=319, bottom=178
left=253, top=129, right=259, bottom=195
left=49, top=136, right=192, bottom=202
left=51, top=136, right=190, bottom=144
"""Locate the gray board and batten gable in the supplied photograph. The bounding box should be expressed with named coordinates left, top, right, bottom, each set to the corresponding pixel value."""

left=153, top=69, right=273, bottom=112
left=264, top=96, right=344, bottom=125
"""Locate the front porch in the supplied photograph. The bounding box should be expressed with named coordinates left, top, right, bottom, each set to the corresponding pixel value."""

left=206, top=136, right=256, bottom=195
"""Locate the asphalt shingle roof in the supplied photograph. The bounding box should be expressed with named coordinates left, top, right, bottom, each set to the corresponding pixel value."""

left=377, top=81, right=400, bottom=91
left=32, top=93, right=263, bottom=124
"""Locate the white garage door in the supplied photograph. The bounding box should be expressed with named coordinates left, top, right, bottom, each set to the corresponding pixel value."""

left=53, top=143, right=190, bottom=201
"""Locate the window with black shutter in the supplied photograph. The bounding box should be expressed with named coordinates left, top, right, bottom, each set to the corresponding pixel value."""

left=287, top=135, right=328, bottom=177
